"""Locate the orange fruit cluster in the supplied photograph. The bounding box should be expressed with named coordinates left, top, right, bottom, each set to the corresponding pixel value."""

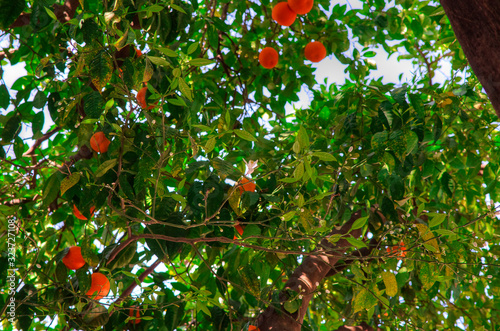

left=249, top=326, right=260, bottom=331
left=62, top=246, right=86, bottom=270
left=73, top=204, right=96, bottom=221
left=386, top=241, right=407, bottom=260
left=260, top=0, right=326, bottom=68
left=90, top=132, right=111, bottom=153
left=86, top=272, right=110, bottom=300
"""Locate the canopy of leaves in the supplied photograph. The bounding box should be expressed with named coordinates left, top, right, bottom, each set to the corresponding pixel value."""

left=1, top=0, right=500, bottom=330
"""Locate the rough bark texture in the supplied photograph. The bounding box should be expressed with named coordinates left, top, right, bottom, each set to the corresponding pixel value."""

left=440, top=0, right=500, bottom=118
left=256, top=211, right=363, bottom=331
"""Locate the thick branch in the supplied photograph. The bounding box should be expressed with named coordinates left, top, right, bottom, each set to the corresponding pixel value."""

left=9, top=0, right=80, bottom=29
left=441, top=0, right=500, bottom=118
left=256, top=211, right=364, bottom=331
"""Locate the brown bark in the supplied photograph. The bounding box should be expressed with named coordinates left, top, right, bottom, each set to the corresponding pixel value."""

left=256, top=211, right=364, bottom=331
left=9, top=0, right=80, bottom=29
left=440, top=0, right=500, bottom=118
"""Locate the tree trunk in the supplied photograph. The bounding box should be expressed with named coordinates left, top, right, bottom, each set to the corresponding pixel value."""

left=440, top=0, right=500, bottom=118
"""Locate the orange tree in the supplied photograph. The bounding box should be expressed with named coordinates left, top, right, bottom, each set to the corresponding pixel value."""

left=2, top=0, right=500, bottom=330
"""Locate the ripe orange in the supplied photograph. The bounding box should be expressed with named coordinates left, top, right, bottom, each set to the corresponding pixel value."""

left=288, top=0, right=314, bottom=14
left=237, top=177, right=256, bottom=194
left=73, top=205, right=96, bottom=221
left=259, top=47, right=279, bottom=69
left=249, top=326, right=260, bottom=331
left=86, top=272, right=110, bottom=300
left=129, top=307, right=141, bottom=324
left=304, top=41, right=326, bottom=62
left=135, top=48, right=142, bottom=58
left=90, top=132, right=111, bottom=153
left=62, top=246, right=86, bottom=270
left=272, top=2, right=297, bottom=26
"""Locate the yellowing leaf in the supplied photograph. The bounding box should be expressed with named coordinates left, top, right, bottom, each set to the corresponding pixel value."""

left=95, top=159, right=117, bottom=178
left=60, top=173, right=81, bottom=196
left=228, top=187, right=242, bottom=216
left=353, top=288, right=377, bottom=313
left=416, top=223, right=440, bottom=258
left=382, top=271, right=398, bottom=297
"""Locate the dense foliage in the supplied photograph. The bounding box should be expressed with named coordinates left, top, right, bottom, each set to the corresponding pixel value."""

left=1, top=0, right=500, bottom=330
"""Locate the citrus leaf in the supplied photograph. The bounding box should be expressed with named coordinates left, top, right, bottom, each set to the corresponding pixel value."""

left=205, top=137, right=216, bottom=153
left=428, top=213, right=446, bottom=228
left=382, top=271, right=398, bottom=297
left=189, top=58, right=215, bottom=67
left=351, top=216, right=368, bottom=230
left=234, top=129, right=257, bottom=141
left=312, top=151, right=336, bottom=161
left=60, top=173, right=81, bottom=196
left=95, top=159, right=117, bottom=178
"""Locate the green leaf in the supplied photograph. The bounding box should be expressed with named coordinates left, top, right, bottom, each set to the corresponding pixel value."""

left=284, top=300, right=300, bottom=314
left=0, top=85, right=10, bottom=109
left=187, top=42, right=198, bottom=54
left=171, top=3, right=187, bottom=14
left=281, top=211, right=295, bottom=222
left=157, top=47, right=178, bottom=57
left=83, top=91, right=104, bottom=119
left=44, top=6, right=57, bottom=21
left=312, top=152, right=336, bottom=161
left=351, top=216, right=368, bottom=230
left=294, top=162, right=304, bottom=180
left=382, top=271, right=398, bottom=297
left=428, top=213, right=446, bottom=228
left=1, top=114, right=21, bottom=143
left=95, top=159, right=117, bottom=178
left=148, top=56, right=171, bottom=67
left=242, top=224, right=261, bottom=238
left=297, top=126, right=310, bottom=150
left=346, top=237, right=368, bottom=249
left=234, top=129, right=257, bottom=141
left=43, top=173, right=61, bottom=206
left=60, top=173, right=81, bottom=196
left=33, top=91, right=47, bottom=109
left=147, top=4, right=164, bottom=12
left=353, top=288, right=377, bottom=313
left=189, top=58, right=215, bottom=67
left=205, top=137, right=216, bottom=153
left=179, top=78, right=193, bottom=101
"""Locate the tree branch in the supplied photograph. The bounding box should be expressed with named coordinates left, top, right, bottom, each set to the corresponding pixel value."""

left=9, top=0, right=80, bottom=29
left=113, top=259, right=162, bottom=306
left=256, top=210, right=364, bottom=331
left=23, top=127, right=61, bottom=157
